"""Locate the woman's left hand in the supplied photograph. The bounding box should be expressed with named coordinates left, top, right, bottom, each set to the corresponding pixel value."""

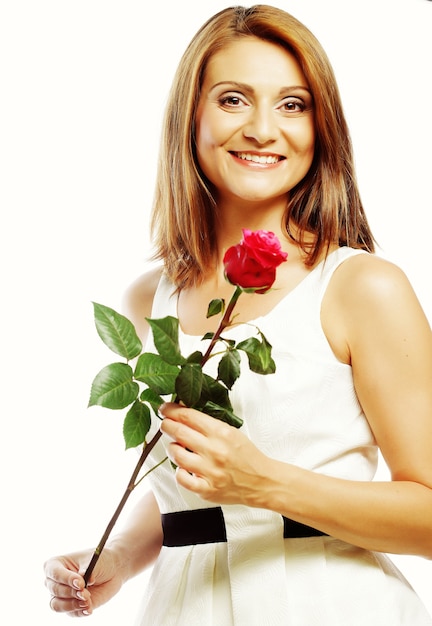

left=159, top=402, right=269, bottom=505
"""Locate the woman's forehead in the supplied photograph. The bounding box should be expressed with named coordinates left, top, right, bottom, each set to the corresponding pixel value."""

left=202, top=38, right=309, bottom=92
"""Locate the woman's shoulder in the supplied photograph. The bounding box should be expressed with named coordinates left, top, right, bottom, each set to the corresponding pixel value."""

left=331, top=251, right=415, bottom=304
left=122, top=264, right=164, bottom=341
left=322, top=251, right=428, bottom=364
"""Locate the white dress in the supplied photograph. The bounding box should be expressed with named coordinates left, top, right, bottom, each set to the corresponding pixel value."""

left=135, top=247, right=432, bottom=625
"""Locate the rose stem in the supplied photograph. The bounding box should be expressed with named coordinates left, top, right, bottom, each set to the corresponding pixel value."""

left=83, top=428, right=163, bottom=587
left=84, top=287, right=243, bottom=585
left=201, top=286, right=242, bottom=364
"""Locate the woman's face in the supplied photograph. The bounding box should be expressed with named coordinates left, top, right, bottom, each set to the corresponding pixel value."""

left=195, top=37, right=315, bottom=208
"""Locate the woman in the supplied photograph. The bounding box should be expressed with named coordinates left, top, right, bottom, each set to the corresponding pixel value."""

left=44, top=5, right=432, bottom=624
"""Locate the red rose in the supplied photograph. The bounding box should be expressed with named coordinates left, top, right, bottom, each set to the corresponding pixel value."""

left=241, top=229, right=288, bottom=268
left=223, top=229, right=288, bottom=293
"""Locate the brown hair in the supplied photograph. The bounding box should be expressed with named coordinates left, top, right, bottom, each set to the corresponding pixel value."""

left=150, top=5, right=375, bottom=289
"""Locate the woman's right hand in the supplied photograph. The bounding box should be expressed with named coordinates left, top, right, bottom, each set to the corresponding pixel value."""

left=44, top=546, right=126, bottom=617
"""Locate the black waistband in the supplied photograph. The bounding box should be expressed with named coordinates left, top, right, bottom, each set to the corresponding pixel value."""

left=161, top=507, right=327, bottom=547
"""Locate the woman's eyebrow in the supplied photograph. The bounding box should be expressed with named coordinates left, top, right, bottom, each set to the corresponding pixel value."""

left=209, top=81, right=311, bottom=96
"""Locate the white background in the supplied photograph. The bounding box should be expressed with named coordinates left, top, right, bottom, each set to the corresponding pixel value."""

left=1, top=0, right=431, bottom=624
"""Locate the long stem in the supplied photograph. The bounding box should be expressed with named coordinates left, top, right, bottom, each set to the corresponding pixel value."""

left=83, top=286, right=243, bottom=585
left=83, top=428, right=163, bottom=586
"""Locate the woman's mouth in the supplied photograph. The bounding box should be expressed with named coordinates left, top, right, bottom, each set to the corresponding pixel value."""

left=231, top=151, right=285, bottom=165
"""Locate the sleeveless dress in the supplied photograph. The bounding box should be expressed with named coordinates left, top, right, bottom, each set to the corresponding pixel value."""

left=135, top=247, right=432, bottom=625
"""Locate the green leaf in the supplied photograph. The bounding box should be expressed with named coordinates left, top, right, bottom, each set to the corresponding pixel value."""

left=202, top=332, right=215, bottom=341
left=123, top=401, right=151, bottom=449
left=237, top=335, right=276, bottom=375
left=206, top=298, right=225, bottom=318
left=219, top=337, right=236, bottom=348
left=186, top=350, right=203, bottom=364
left=199, top=374, right=233, bottom=411
left=134, top=353, right=179, bottom=395
left=146, top=316, right=185, bottom=365
left=202, top=401, right=243, bottom=428
left=175, top=363, right=203, bottom=407
left=217, top=349, right=241, bottom=390
left=88, top=363, right=139, bottom=409
left=140, top=387, right=164, bottom=415
left=92, top=302, right=142, bottom=360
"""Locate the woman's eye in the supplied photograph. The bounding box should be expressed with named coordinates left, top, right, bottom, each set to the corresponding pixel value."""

left=219, top=95, right=245, bottom=108
left=281, top=98, right=306, bottom=113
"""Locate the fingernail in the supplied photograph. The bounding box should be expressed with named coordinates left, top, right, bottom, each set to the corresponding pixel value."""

left=72, top=579, right=81, bottom=590
left=83, top=610, right=90, bottom=616
left=77, top=591, right=85, bottom=601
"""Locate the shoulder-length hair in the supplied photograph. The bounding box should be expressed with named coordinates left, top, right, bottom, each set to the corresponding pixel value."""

left=150, top=4, right=375, bottom=289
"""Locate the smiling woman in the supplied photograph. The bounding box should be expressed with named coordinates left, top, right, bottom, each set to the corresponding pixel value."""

left=148, top=7, right=374, bottom=293
left=43, top=4, right=432, bottom=625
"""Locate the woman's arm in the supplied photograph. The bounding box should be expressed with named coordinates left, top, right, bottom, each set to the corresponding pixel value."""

left=45, top=265, right=165, bottom=616
left=121, top=264, right=163, bottom=339
left=45, top=492, right=162, bottom=616
left=107, top=490, right=163, bottom=579
left=159, top=255, right=432, bottom=557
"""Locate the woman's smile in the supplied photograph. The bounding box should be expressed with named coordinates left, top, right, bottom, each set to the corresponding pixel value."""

left=230, top=151, right=286, bottom=166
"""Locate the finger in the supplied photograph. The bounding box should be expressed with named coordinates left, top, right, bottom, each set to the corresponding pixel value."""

left=166, top=439, right=203, bottom=471
left=46, top=581, right=92, bottom=617
left=49, top=594, right=92, bottom=617
left=161, top=417, right=208, bottom=453
left=45, top=574, right=85, bottom=600
left=45, top=562, right=89, bottom=609
left=159, top=403, right=217, bottom=434
left=46, top=579, right=81, bottom=599
left=175, top=466, right=213, bottom=498
left=44, top=558, right=84, bottom=591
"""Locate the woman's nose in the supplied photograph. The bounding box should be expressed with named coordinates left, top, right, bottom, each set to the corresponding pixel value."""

left=243, top=105, right=278, bottom=145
